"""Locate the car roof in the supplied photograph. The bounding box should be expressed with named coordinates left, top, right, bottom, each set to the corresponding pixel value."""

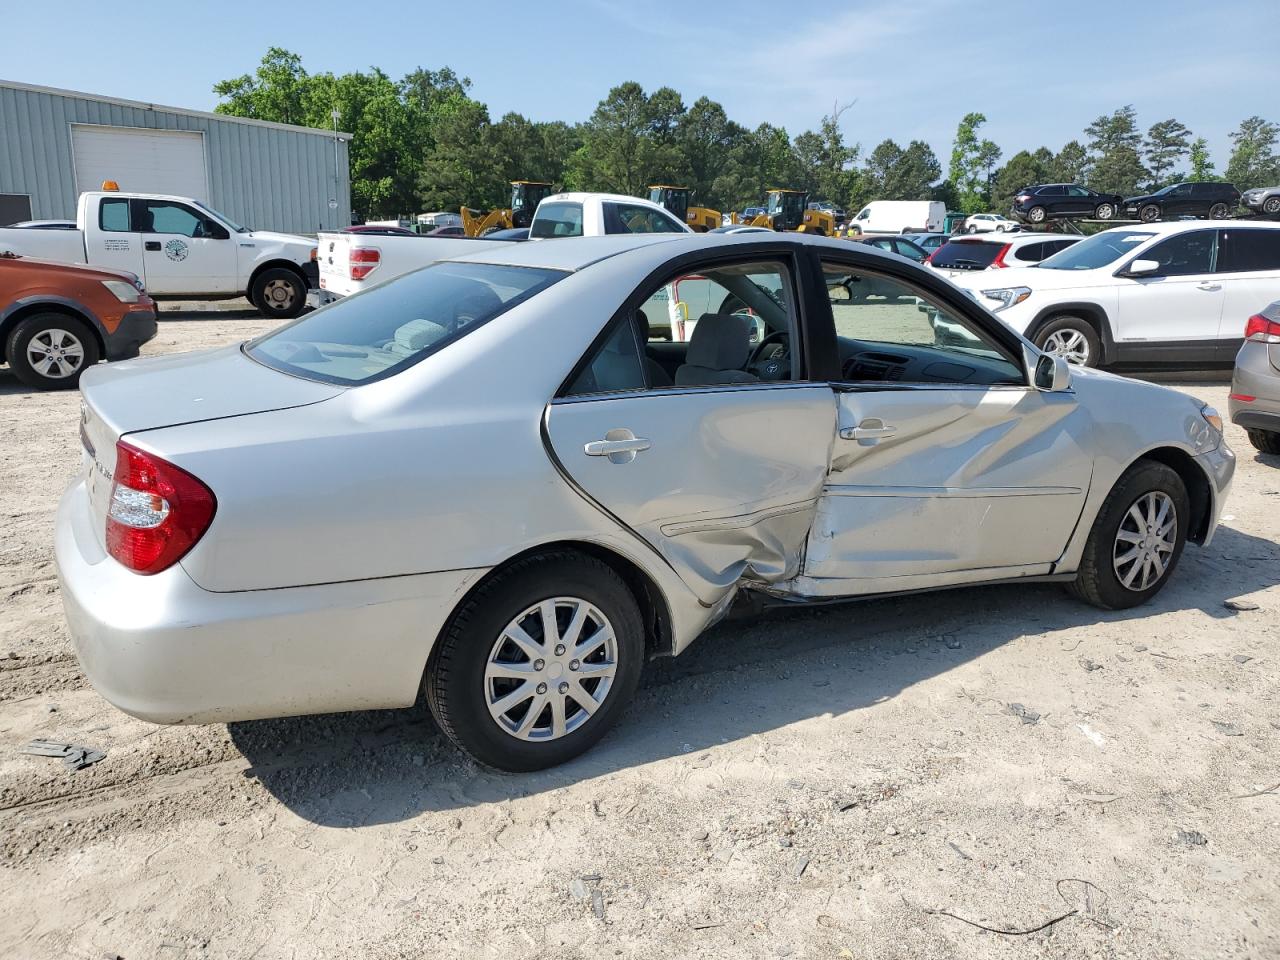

left=1114, top=218, right=1280, bottom=235
left=944, top=232, right=1077, bottom=245
left=541, top=192, right=665, bottom=206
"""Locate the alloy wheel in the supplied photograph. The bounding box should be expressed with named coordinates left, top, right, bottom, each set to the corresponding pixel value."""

left=1096, top=203, right=1114, bottom=220
left=484, top=597, right=618, bottom=742
left=1041, top=329, right=1091, bottom=365
left=1140, top=205, right=1160, bottom=223
left=1209, top=202, right=1229, bottom=219
left=1113, top=491, right=1177, bottom=592
left=1264, top=197, right=1280, bottom=215
left=25, top=328, right=85, bottom=379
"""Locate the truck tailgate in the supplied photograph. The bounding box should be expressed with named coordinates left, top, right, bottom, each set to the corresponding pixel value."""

left=316, top=232, right=513, bottom=298
left=0, top=227, right=85, bottom=263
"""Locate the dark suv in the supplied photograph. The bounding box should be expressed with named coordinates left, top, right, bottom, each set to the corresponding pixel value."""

left=1011, top=183, right=1124, bottom=224
left=1124, top=181, right=1240, bottom=222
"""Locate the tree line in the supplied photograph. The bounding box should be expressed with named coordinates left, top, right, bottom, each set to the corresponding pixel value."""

left=215, top=49, right=1280, bottom=221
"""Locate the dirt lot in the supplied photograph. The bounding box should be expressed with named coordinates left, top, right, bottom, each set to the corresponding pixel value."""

left=1, top=307, right=1277, bottom=960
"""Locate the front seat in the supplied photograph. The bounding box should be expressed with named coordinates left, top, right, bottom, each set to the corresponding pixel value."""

left=674, top=313, right=758, bottom=386
left=634, top=309, right=672, bottom=387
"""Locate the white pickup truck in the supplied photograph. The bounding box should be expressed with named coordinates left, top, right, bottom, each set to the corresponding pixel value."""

left=0, top=191, right=318, bottom=319
left=315, top=192, right=691, bottom=301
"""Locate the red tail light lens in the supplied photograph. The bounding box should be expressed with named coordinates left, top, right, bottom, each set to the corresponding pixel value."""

left=106, top=441, right=216, bottom=575
left=991, top=243, right=1013, bottom=268
left=349, top=246, right=381, bottom=281
left=1244, top=313, right=1280, bottom=343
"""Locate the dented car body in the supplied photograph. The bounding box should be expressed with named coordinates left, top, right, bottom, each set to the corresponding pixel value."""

left=56, top=232, right=1234, bottom=770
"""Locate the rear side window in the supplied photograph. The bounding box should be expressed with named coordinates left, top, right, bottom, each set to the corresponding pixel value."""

left=530, top=202, right=583, bottom=239
left=1219, top=229, right=1280, bottom=272
left=248, top=262, right=565, bottom=385
left=1039, top=185, right=1066, bottom=196
left=930, top=240, right=1002, bottom=270
left=99, top=198, right=131, bottom=232
left=603, top=203, right=685, bottom=234
left=1012, top=242, right=1044, bottom=262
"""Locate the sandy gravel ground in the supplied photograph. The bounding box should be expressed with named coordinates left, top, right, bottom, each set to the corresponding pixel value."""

left=1, top=308, right=1277, bottom=960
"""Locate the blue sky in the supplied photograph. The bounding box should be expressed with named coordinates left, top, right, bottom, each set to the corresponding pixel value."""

left=4, top=0, right=1278, bottom=170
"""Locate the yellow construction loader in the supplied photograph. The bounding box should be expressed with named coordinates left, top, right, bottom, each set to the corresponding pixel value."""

left=734, top=189, right=833, bottom=234
left=647, top=185, right=722, bottom=232
left=460, top=180, right=554, bottom=237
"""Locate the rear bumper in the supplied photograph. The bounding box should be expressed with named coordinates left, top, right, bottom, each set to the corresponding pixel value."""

left=103, top=306, right=157, bottom=361
left=55, top=477, right=481, bottom=724
left=307, top=288, right=340, bottom=309
left=1229, top=344, right=1280, bottom=431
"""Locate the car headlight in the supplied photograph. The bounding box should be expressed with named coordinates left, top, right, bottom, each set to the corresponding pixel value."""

left=979, top=286, right=1031, bottom=312
left=1201, top=404, right=1223, bottom=433
left=101, top=279, right=141, bottom=303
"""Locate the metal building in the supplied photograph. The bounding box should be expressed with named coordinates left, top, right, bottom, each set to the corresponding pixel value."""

left=0, top=80, right=351, bottom=233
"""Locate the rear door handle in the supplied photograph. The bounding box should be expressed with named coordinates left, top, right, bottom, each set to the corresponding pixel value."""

left=584, top=430, right=651, bottom=464
left=1196, top=282, right=1221, bottom=291
left=144, top=241, right=161, bottom=251
left=839, top=419, right=897, bottom=442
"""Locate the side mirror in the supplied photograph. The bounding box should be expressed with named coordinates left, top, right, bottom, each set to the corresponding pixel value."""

left=1032, top=351, right=1072, bottom=392
left=1126, top=258, right=1159, bottom=277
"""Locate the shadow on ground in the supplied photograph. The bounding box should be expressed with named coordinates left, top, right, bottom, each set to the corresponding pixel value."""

left=228, top=523, right=1280, bottom=827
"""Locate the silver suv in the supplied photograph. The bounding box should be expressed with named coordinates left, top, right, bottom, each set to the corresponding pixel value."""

left=1229, top=300, right=1280, bottom=455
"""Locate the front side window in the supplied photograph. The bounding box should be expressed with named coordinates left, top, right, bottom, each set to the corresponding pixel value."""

left=1141, top=230, right=1217, bottom=276
left=530, top=202, right=583, bottom=238
left=1038, top=230, right=1155, bottom=270
left=143, top=201, right=204, bottom=237
left=249, top=262, right=565, bottom=385
left=822, top=260, right=1023, bottom=386
left=99, top=197, right=131, bottom=232
left=1067, top=185, right=1091, bottom=197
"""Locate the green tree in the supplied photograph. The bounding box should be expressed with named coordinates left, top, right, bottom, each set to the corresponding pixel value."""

left=949, top=113, right=999, bottom=213
left=1050, top=140, right=1089, bottom=183
left=865, top=139, right=940, bottom=201
left=792, top=113, right=859, bottom=206
left=989, top=148, right=1052, bottom=214
left=416, top=99, right=505, bottom=212
left=1144, top=118, right=1191, bottom=188
left=213, top=47, right=309, bottom=125
left=677, top=98, right=743, bottom=210
left=1187, top=137, right=1216, bottom=181
left=571, top=82, right=689, bottom=196
left=1084, top=106, right=1148, bottom=195
left=1225, top=116, right=1280, bottom=190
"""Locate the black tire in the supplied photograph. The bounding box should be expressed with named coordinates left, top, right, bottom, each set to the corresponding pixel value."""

left=1095, top=203, right=1115, bottom=220
left=426, top=552, right=645, bottom=771
left=1208, top=202, right=1230, bottom=220
left=1027, top=206, right=1047, bottom=224
left=1263, top=197, right=1280, bottom=215
left=1247, top=428, right=1280, bottom=455
left=1067, top=460, right=1190, bottom=610
left=5, top=312, right=100, bottom=390
left=1139, top=203, right=1161, bottom=223
left=1033, top=315, right=1102, bottom=368
left=249, top=267, right=306, bottom=320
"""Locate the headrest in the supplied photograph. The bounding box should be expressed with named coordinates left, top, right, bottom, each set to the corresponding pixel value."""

left=394, top=318, right=448, bottom=352
left=685, top=313, right=752, bottom=371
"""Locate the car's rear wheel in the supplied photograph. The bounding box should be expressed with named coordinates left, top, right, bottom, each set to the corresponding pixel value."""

left=1068, top=460, right=1189, bottom=610
left=426, top=552, right=645, bottom=771
left=1095, top=202, right=1115, bottom=220
left=1034, top=315, right=1101, bottom=368
left=6, top=312, right=100, bottom=390
left=1247, top=428, right=1280, bottom=455
left=1264, top=197, right=1280, bottom=215
left=249, top=268, right=306, bottom=320
left=1027, top=206, right=1047, bottom=224
left=1139, top=204, right=1161, bottom=223
left=1208, top=202, right=1230, bottom=220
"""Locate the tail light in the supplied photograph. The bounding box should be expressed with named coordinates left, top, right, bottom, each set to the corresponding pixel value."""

left=1244, top=313, right=1280, bottom=343
left=991, top=243, right=1013, bottom=268
left=349, top=246, right=381, bottom=281
left=106, top=440, right=216, bottom=575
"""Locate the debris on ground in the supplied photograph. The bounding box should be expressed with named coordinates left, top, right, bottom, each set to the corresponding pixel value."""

left=947, top=841, right=973, bottom=861
left=1004, top=703, right=1041, bottom=725
left=1175, top=830, right=1208, bottom=847
left=1076, top=724, right=1107, bottom=747
left=1232, top=654, right=1254, bottom=664
left=1079, top=657, right=1104, bottom=672
left=1211, top=721, right=1244, bottom=737
left=20, top=739, right=106, bottom=771
left=590, top=888, right=605, bottom=920
left=1224, top=599, right=1261, bottom=611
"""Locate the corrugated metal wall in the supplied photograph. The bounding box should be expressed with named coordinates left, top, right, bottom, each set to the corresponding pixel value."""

left=0, top=82, right=351, bottom=234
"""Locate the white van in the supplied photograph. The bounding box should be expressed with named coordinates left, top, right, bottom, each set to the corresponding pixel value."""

left=847, top=200, right=945, bottom=236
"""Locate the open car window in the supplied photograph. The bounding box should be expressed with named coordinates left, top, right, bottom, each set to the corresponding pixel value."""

left=248, top=262, right=564, bottom=385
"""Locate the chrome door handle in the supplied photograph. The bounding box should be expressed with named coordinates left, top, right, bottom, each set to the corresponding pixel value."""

left=1196, top=282, right=1221, bottom=291
left=584, top=430, right=651, bottom=464
left=840, top=419, right=897, bottom=442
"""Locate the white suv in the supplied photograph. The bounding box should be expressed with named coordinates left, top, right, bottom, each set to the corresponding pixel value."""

left=946, top=221, right=1280, bottom=367
left=962, top=213, right=1018, bottom=233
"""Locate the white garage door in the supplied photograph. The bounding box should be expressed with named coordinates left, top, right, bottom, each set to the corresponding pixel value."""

left=71, top=125, right=208, bottom=200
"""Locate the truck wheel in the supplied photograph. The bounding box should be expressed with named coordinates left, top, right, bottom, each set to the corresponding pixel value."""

left=250, top=268, right=306, bottom=320
left=6, top=313, right=100, bottom=390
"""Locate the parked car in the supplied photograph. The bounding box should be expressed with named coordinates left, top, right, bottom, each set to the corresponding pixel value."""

left=846, top=201, right=945, bottom=236
left=1011, top=184, right=1125, bottom=224
left=425, top=225, right=468, bottom=237
left=927, top=233, right=1080, bottom=273
left=945, top=220, right=1280, bottom=367
left=1, top=252, right=155, bottom=389
left=857, top=235, right=930, bottom=262
left=962, top=213, right=1019, bottom=234
left=1228, top=300, right=1280, bottom=455
left=5, top=219, right=78, bottom=230
left=1124, top=182, right=1241, bottom=223
left=58, top=232, right=1232, bottom=771
left=809, top=200, right=846, bottom=221
left=0, top=190, right=317, bottom=319
left=1241, top=186, right=1280, bottom=217
left=902, top=232, right=950, bottom=254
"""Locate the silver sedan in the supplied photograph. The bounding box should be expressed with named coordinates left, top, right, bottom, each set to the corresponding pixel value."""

left=56, top=233, right=1235, bottom=770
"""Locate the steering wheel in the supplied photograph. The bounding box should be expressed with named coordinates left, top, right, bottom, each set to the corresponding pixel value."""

left=748, top=330, right=790, bottom=380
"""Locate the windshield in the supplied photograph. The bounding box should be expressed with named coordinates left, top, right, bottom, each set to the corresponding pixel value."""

left=930, top=239, right=1003, bottom=271
left=247, top=262, right=565, bottom=385
left=1036, top=230, right=1155, bottom=270
left=767, top=193, right=785, bottom=214
left=192, top=200, right=249, bottom=234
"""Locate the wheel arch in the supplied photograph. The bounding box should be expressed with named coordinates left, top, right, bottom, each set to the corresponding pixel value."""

left=246, top=258, right=308, bottom=298
left=0, top=298, right=105, bottom=365
left=1133, top=446, right=1214, bottom=544
left=1025, top=301, right=1116, bottom=365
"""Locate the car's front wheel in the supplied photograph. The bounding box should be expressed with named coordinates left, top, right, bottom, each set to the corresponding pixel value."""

left=1095, top=202, right=1115, bottom=220
left=6, top=312, right=100, bottom=390
left=426, top=552, right=645, bottom=771
left=1264, top=197, right=1280, bottom=215
left=1139, top=204, right=1161, bottom=223
left=1068, top=460, right=1190, bottom=609
left=249, top=268, right=306, bottom=320
left=1034, top=315, right=1101, bottom=368
left=1247, top=428, right=1280, bottom=455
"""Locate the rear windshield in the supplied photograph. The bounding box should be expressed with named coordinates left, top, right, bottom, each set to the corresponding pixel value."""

left=930, top=239, right=1003, bottom=270
left=1037, top=230, right=1154, bottom=270
left=247, top=262, right=564, bottom=385
left=530, top=202, right=584, bottom=239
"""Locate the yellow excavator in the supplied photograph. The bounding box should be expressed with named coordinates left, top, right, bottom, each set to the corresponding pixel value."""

left=461, top=180, right=554, bottom=237
left=647, top=185, right=722, bottom=232
left=734, top=189, right=834, bottom=235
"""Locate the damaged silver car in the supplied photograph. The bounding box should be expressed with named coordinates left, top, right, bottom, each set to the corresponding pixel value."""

left=56, top=233, right=1234, bottom=770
